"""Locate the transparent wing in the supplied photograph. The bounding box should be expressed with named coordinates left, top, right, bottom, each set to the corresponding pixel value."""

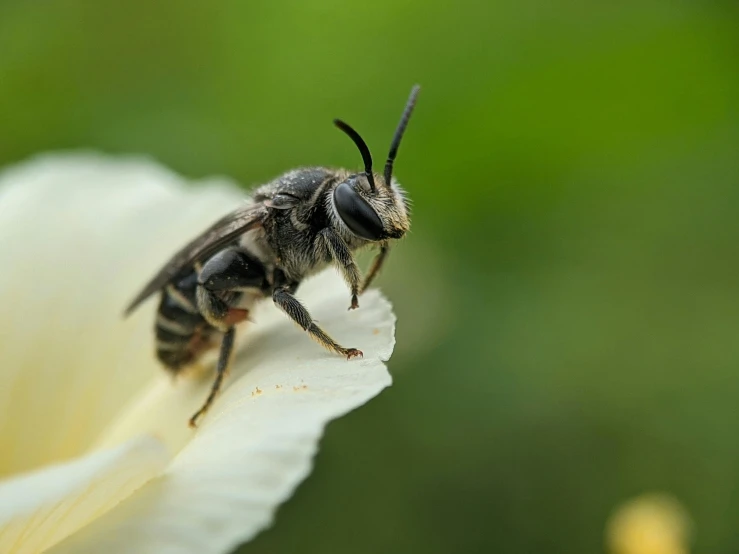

left=124, top=203, right=269, bottom=316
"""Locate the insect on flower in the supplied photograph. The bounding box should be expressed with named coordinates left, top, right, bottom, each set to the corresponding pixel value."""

left=124, top=86, right=420, bottom=427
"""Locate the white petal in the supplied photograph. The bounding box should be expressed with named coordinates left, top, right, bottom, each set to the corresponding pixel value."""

left=51, top=269, right=394, bottom=554
left=0, top=153, right=397, bottom=553
left=0, top=436, right=168, bottom=554
left=0, top=153, right=246, bottom=476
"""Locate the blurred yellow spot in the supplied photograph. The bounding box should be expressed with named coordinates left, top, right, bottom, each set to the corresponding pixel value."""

left=606, top=493, right=691, bottom=554
left=372, top=328, right=380, bottom=335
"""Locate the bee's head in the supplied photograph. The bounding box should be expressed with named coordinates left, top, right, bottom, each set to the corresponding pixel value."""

left=330, top=86, right=419, bottom=242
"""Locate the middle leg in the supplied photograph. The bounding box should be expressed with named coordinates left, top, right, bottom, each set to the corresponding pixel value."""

left=272, top=269, right=363, bottom=359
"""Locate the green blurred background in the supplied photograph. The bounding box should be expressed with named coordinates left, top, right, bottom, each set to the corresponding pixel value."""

left=2, top=0, right=738, bottom=552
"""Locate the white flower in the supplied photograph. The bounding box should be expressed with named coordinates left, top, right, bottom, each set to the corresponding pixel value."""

left=0, top=153, right=396, bottom=554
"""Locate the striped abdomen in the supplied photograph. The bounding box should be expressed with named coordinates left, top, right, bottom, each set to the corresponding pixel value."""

left=155, top=268, right=217, bottom=370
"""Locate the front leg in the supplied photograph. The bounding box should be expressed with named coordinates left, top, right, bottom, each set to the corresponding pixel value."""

left=272, top=269, right=363, bottom=359
left=360, top=244, right=390, bottom=294
left=318, top=228, right=362, bottom=310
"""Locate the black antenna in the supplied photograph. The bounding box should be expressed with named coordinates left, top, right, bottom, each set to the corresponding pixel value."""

left=384, top=85, right=421, bottom=187
left=334, top=119, right=376, bottom=192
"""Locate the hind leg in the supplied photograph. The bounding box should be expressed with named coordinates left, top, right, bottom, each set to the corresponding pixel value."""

left=189, top=326, right=236, bottom=427
left=188, top=248, right=269, bottom=427
left=195, top=247, right=269, bottom=330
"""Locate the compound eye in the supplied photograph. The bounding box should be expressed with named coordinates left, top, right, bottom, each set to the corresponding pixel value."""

left=333, top=181, right=384, bottom=240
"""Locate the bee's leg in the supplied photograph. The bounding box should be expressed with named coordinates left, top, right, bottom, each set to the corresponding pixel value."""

left=272, top=269, right=363, bottom=359
left=319, top=229, right=362, bottom=310
left=187, top=249, right=269, bottom=427
left=195, top=248, right=269, bottom=329
left=359, top=244, right=390, bottom=294
left=189, top=326, right=236, bottom=428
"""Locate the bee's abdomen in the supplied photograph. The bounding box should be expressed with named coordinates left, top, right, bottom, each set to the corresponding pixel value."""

left=155, top=268, right=216, bottom=371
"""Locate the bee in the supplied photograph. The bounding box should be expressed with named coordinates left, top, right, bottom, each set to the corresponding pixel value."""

left=124, top=85, right=420, bottom=427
